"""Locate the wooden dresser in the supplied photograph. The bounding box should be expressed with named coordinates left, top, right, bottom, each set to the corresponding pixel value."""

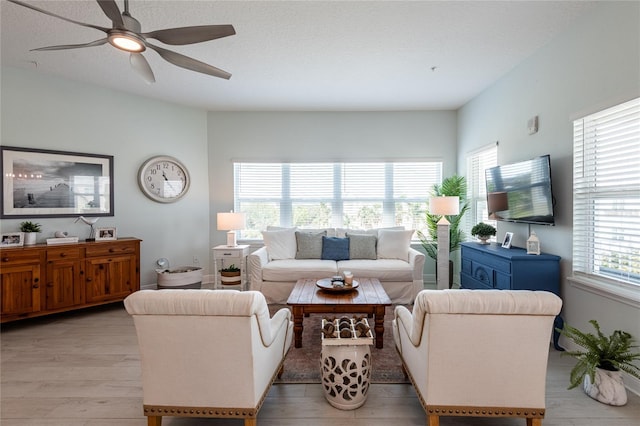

left=0, top=238, right=141, bottom=322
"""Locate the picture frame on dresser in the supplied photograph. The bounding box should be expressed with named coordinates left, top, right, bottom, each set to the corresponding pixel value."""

left=1, top=146, right=114, bottom=218
left=501, top=232, right=513, bottom=248
left=1, top=232, right=24, bottom=247
left=96, top=227, right=117, bottom=241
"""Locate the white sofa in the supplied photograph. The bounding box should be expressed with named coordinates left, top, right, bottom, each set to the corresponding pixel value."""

left=248, top=227, right=426, bottom=304
left=393, top=289, right=563, bottom=426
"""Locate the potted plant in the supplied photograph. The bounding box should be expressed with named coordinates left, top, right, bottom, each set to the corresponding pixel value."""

left=558, top=319, right=640, bottom=406
left=417, top=175, right=469, bottom=288
left=19, top=221, right=42, bottom=245
left=471, top=222, right=496, bottom=244
left=220, top=264, right=241, bottom=285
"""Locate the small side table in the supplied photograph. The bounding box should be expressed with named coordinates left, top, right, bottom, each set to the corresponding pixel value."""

left=212, top=244, right=250, bottom=290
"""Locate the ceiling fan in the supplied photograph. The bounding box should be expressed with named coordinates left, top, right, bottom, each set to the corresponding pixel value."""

left=7, top=0, right=236, bottom=83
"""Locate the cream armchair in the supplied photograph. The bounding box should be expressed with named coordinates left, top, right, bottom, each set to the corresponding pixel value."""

left=124, top=289, right=293, bottom=426
left=393, top=289, right=562, bottom=426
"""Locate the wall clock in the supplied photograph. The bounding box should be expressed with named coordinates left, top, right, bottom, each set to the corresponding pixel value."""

left=138, top=156, right=190, bottom=203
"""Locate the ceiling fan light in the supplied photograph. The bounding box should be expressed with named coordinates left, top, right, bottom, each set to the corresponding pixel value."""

left=109, top=33, right=145, bottom=53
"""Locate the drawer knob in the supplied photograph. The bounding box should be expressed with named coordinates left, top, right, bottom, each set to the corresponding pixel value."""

left=2, top=257, right=9, bottom=262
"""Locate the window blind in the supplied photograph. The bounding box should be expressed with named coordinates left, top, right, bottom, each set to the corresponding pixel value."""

left=234, top=161, right=442, bottom=239
left=573, top=97, right=640, bottom=286
left=465, top=143, right=498, bottom=238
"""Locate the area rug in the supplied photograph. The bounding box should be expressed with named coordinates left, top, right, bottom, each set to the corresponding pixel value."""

left=270, top=305, right=409, bottom=384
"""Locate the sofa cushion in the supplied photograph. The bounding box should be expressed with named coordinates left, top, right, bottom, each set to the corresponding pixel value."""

left=295, top=230, right=326, bottom=259
left=347, top=233, right=377, bottom=260
left=321, top=236, right=350, bottom=261
left=263, top=259, right=338, bottom=281
left=377, top=229, right=414, bottom=261
left=337, top=259, right=414, bottom=281
left=262, top=228, right=297, bottom=260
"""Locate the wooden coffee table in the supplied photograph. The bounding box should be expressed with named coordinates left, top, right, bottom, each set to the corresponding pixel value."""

left=287, top=277, right=392, bottom=349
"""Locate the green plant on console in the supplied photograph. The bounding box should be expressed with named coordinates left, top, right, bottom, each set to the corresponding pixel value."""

left=417, top=175, right=469, bottom=261
left=558, top=319, right=640, bottom=389
left=19, top=221, right=42, bottom=233
left=220, top=264, right=240, bottom=273
left=471, top=222, right=496, bottom=239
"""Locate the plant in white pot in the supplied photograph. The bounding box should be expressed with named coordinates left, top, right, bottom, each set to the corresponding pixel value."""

left=19, top=221, right=41, bottom=245
left=558, top=319, right=640, bottom=406
left=470, top=222, right=496, bottom=244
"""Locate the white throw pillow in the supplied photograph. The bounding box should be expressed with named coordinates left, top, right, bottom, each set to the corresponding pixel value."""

left=377, top=229, right=414, bottom=261
left=262, top=228, right=297, bottom=260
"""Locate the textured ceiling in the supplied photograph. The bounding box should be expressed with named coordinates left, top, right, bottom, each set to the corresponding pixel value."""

left=1, top=0, right=597, bottom=111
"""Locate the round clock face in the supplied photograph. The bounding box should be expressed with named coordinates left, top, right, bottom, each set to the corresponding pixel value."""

left=138, top=156, right=191, bottom=203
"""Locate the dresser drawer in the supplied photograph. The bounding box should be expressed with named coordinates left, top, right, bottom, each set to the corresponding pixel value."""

left=462, top=245, right=511, bottom=274
left=0, top=248, right=42, bottom=264
left=47, top=247, right=81, bottom=260
left=85, top=242, right=136, bottom=257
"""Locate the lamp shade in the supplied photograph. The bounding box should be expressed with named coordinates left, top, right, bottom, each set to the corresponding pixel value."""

left=217, top=212, right=246, bottom=231
left=429, top=196, right=460, bottom=216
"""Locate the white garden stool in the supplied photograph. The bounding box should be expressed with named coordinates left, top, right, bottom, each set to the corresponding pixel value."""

left=320, top=317, right=374, bottom=410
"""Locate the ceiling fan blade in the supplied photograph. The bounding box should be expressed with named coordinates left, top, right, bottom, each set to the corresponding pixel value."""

left=130, top=53, right=156, bottom=84
left=7, top=0, right=110, bottom=33
left=96, top=0, right=123, bottom=28
left=142, top=25, right=236, bottom=45
left=31, top=38, right=108, bottom=51
left=145, top=43, right=231, bottom=80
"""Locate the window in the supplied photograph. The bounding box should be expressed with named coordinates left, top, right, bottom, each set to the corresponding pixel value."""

left=465, top=143, right=498, bottom=239
left=573, top=97, right=640, bottom=287
left=234, top=161, right=442, bottom=239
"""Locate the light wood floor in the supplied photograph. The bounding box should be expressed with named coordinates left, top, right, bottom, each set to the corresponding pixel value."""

left=2, top=303, right=639, bottom=426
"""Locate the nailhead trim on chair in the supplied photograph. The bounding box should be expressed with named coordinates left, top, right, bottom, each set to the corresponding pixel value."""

left=143, top=355, right=287, bottom=421
left=396, top=348, right=545, bottom=422
left=426, top=406, right=545, bottom=418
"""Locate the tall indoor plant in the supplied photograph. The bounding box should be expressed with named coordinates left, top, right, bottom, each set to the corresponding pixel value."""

left=559, top=319, right=640, bottom=406
left=417, top=175, right=469, bottom=287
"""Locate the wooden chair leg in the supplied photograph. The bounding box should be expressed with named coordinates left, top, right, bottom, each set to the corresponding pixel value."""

left=244, top=418, right=257, bottom=426
left=147, top=415, right=162, bottom=426
left=427, top=414, right=439, bottom=426
left=277, top=364, right=284, bottom=379
left=527, top=418, right=542, bottom=426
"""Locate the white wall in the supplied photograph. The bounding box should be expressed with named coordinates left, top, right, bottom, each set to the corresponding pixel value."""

left=457, top=2, right=640, bottom=392
left=0, top=67, right=211, bottom=286
left=207, top=110, right=458, bottom=279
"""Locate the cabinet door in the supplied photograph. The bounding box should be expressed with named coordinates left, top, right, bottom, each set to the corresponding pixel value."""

left=0, top=263, right=41, bottom=315
left=85, top=255, right=136, bottom=303
left=46, top=259, right=83, bottom=310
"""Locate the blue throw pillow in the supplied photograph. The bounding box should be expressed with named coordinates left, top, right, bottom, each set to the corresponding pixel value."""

left=321, top=236, right=350, bottom=261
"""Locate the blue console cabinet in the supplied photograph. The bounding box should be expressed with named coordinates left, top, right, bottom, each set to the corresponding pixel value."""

left=460, top=241, right=564, bottom=350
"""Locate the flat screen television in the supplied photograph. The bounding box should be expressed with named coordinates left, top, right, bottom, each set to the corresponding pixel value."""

left=485, top=155, right=555, bottom=226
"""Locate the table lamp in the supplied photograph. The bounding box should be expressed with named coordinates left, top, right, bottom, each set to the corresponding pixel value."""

left=429, top=196, right=459, bottom=290
left=217, top=211, right=246, bottom=247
